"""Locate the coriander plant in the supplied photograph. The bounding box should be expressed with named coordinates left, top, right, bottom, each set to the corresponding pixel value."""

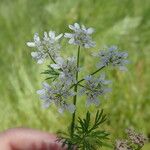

left=27, top=23, right=146, bottom=149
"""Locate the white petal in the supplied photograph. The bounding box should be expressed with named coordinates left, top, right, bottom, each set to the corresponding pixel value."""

left=90, top=41, right=96, bottom=47
left=74, top=23, right=80, bottom=29
left=100, top=73, right=105, bottom=80
left=44, top=31, right=48, bottom=36
left=27, top=42, right=35, bottom=47
left=58, top=108, right=64, bottom=113
left=55, top=33, right=63, bottom=40
left=37, top=59, right=44, bottom=64
left=31, top=52, right=38, bottom=58
left=84, top=75, right=92, bottom=81
left=81, top=25, right=86, bottom=30
left=87, top=28, right=94, bottom=34
left=49, top=31, right=55, bottom=39
left=50, top=64, right=60, bottom=69
left=31, top=51, right=45, bottom=64
left=64, top=33, right=73, bottom=38
left=40, top=95, right=48, bottom=100
left=44, top=32, right=48, bottom=39
left=36, top=89, right=45, bottom=95
left=122, top=52, right=128, bottom=58
left=34, top=33, right=40, bottom=42
left=109, top=46, right=118, bottom=51
left=103, top=80, right=112, bottom=85
left=42, top=100, right=51, bottom=108
left=56, top=57, right=64, bottom=64
left=122, top=60, right=129, bottom=64
left=69, top=24, right=75, bottom=30
left=93, top=98, right=100, bottom=106
left=68, top=38, right=75, bottom=44
left=84, top=43, right=90, bottom=48
left=59, top=72, right=65, bottom=78
left=42, top=82, right=51, bottom=90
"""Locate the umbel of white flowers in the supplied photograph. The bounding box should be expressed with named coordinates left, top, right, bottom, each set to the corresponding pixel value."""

left=36, top=82, right=76, bottom=113
left=80, top=74, right=112, bottom=107
left=27, top=31, right=63, bottom=64
left=27, top=23, right=128, bottom=113
left=93, top=45, right=128, bottom=71
left=64, top=23, right=96, bottom=48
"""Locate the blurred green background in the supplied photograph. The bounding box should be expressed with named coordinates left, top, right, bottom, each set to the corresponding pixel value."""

left=0, top=0, right=149, bottom=149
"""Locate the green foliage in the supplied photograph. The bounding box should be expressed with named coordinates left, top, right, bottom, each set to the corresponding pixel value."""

left=58, top=110, right=110, bottom=150
left=41, top=65, right=59, bottom=81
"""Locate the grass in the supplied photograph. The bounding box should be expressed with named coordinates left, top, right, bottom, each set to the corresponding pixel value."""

left=0, top=0, right=149, bottom=149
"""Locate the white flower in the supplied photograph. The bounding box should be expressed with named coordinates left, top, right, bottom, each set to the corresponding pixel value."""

left=51, top=56, right=78, bottom=85
left=43, top=31, right=63, bottom=56
left=64, top=23, right=96, bottom=48
left=45, top=31, right=63, bottom=42
left=27, top=31, right=63, bottom=64
left=31, top=51, right=46, bottom=64
left=86, top=95, right=100, bottom=107
left=94, top=45, right=128, bottom=71
left=37, top=82, right=75, bottom=113
left=27, top=33, right=42, bottom=49
left=27, top=42, right=35, bottom=47
left=50, top=57, right=64, bottom=69
left=58, top=103, right=76, bottom=114
left=81, top=74, right=111, bottom=107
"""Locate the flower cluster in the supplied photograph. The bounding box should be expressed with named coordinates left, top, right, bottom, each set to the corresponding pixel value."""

left=64, top=23, right=96, bottom=48
left=80, top=74, right=111, bottom=106
left=93, top=46, right=128, bottom=71
left=27, top=23, right=129, bottom=114
left=115, top=128, right=148, bottom=150
left=125, top=128, right=148, bottom=148
left=37, top=82, right=75, bottom=113
left=115, top=140, right=131, bottom=150
left=50, top=56, right=78, bottom=85
left=27, top=31, right=63, bottom=64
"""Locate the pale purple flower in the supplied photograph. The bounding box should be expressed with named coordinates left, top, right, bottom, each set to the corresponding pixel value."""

left=81, top=74, right=111, bottom=107
left=93, top=45, right=128, bottom=71
left=37, top=82, right=75, bottom=113
left=58, top=103, right=76, bottom=114
left=51, top=57, right=78, bottom=85
left=64, top=23, right=96, bottom=48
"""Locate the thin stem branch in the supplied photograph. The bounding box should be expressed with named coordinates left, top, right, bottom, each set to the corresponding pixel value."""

left=70, top=46, right=80, bottom=137
left=47, top=52, right=64, bottom=72
left=78, top=65, right=105, bottom=84
left=47, top=52, right=56, bottom=64
left=78, top=84, right=85, bottom=88
left=70, top=65, right=105, bottom=89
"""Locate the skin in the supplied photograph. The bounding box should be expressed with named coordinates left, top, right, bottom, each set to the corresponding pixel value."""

left=0, top=128, right=67, bottom=150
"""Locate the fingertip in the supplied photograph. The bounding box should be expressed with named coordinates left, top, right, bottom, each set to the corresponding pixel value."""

left=0, top=128, right=69, bottom=150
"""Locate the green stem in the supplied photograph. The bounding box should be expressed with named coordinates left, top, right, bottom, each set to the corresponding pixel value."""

left=70, top=46, right=80, bottom=137
left=70, top=65, right=105, bottom=89
left=47, top=52, right=64, bottom=72
left=78, top=65, right=105, bottom=83
left=47, top=52, right=56, bottom=64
